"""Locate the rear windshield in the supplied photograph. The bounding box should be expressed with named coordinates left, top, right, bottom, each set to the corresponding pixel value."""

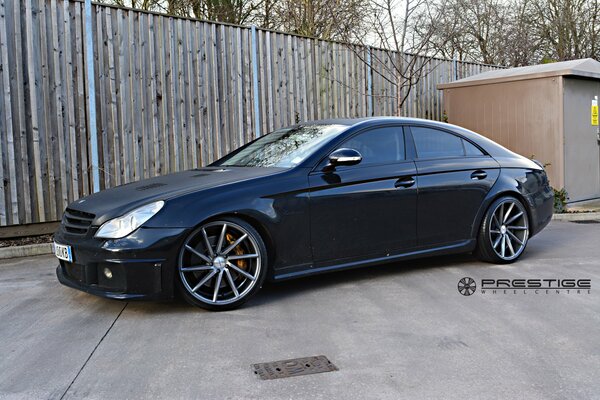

left=214, top=124, right=346, bottom=168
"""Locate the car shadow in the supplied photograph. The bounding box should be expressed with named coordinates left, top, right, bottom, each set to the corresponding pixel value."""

left=122, top=250, right=527, bottom=312
left=121, top=296, right=202, bottom=314
left=248, top=252, right=484, bottom=307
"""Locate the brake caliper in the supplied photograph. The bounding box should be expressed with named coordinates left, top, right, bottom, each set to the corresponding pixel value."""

left=226, top=232, right=247, bottom=270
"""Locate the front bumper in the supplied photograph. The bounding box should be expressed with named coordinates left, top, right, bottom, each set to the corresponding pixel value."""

left=54, top=225, right=187, bottom=301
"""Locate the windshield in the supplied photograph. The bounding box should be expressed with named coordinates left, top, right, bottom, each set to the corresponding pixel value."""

left=214, top=124, right=347, bottom=168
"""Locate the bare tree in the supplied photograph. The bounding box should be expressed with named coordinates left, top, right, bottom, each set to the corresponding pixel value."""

left=103, top=0, right=166, bottom=12
left=422, top=0, right=475, bottom=62
left=190, top=0, right=259, bottom=23
left=252, top=0, right=278, bottom=30
left=461, top=0, right=510, bottom=64
left=96, top=0, right=600, bottom=68
left=347, top=0, right=448, bottom=115
left=97, top=0, right=370, bottom=40
left=504, top=0, right=543, bottom=66
left=422, top=0, right=553, bottom=67
left=97, top=0, right=261, bottom=23
left=267, top=0, right=371, bottom=41
left=529, top=0, right=600, bottom=61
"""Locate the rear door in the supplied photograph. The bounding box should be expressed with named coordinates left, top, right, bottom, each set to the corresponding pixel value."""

left=309, top=126, right=417, bottom=264
left=407, top=125, right=500, bottom=247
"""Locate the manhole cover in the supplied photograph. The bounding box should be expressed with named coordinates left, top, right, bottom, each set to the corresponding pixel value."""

left=571, top=220, right=600, bottom=224
left=252, top=355, right=337, bottom=380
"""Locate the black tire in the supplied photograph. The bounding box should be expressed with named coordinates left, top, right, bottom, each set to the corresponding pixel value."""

left=176, top=217, right=268, bottom=311
left=474, top=196, right=530, bottom=264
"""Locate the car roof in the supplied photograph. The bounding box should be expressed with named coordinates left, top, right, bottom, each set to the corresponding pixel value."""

left=297, top=117, right=519, bottom=159
left=300, top=116, right=423, bottom=126
left=300, top=116, right=469, bottom=130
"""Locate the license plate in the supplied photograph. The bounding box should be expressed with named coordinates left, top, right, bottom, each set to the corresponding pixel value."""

left=54, top=242, right=73, bottom=262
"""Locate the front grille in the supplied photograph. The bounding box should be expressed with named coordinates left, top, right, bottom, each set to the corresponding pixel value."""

left=63, top=208, right=95, bottom=235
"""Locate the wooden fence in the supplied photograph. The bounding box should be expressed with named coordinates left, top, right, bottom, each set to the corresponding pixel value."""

left=0, top=0, right=502, bottom=227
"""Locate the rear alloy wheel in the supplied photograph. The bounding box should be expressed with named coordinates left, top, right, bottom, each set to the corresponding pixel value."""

left=475, top=196, right=530, bottom=263
left=177, top=218, right=267, bottom=310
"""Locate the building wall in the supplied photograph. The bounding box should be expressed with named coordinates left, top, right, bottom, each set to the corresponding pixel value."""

left=563, top=78, right=600, bottom=202
left=443, top=77, right=564, bottom=189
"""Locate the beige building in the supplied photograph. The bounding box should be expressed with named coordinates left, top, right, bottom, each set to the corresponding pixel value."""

left=438, top=58, right=600, bottom=203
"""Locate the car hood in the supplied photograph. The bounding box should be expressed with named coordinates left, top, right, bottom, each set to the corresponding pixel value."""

left=66, top=167, right=286, bottom=224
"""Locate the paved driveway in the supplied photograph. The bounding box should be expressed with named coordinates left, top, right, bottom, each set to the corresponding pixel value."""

left=0, top=221, right=598, bottom=399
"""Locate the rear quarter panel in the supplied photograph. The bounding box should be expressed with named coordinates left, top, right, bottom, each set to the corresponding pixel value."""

left=472, top=167, right=554, bottom=239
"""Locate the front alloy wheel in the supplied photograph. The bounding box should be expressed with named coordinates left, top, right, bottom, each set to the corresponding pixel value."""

left=475, top=196, right=530, bottom=263
left=177, top=218, right=267, bottom=310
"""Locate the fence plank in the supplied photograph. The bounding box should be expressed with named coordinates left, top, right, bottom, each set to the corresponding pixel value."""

left=75, top=2, right=88, bottom=197
left=10, top=0, right=30, bottom=223
left=24, top=0, right=45, bottom=221
left=49, top=0, right=68, bottom=217
left=197, top=21, right=208, bottom=164
left=242, top=28, right=252, bottom=141
left=186, top=19, right=197, bottom=168
left=38, top=0, right=56, bottom=219
left=206, top=22, right=219, bottom=163
left=0, top=0, right=10, bottom=225
left=62, top=0, right=79, bottom=201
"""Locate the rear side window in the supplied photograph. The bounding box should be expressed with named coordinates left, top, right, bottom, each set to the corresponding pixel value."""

left=341, top=127, right=405, bottom=165
left=463, top=140, right=485, bottom=156
left=411, top=127, right=483, bottom=158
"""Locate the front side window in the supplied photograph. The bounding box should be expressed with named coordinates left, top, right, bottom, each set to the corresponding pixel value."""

left=339, top=127, right=405, bottom=166
left=215, top=124, right=347, bottom=168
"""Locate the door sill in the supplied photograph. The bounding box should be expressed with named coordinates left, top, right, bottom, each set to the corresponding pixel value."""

left=272, top=239, right=475, bottom=281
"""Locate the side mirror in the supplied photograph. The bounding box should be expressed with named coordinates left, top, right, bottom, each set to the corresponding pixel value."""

left=326, top=148, right=362, bottom=169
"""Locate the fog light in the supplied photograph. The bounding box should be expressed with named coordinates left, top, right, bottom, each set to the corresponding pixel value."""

left=103, top=268, right=113, bottom=279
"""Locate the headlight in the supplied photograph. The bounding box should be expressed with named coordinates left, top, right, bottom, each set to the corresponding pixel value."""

left=95, top=201, right=165, bottom=239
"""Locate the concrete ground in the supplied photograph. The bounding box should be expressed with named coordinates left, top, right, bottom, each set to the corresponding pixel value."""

left=0, top=221, right=598, bottom=400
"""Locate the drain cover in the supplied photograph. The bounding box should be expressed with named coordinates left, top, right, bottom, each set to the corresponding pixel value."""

left=571, top=220, right=600, bottom=224
left=252, top=355, right=337, bottom=380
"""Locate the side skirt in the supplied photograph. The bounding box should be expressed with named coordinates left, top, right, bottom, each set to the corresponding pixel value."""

left=272, top=239, right=476, bottom=281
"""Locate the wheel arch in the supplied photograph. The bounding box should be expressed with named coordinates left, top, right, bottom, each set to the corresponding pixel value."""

left=471, top=188, right=533, bottom=240
left=202, top=211, right=276, bottom=273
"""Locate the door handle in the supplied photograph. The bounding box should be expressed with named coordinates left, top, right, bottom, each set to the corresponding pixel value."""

left=471, top=170, right=487, bottom=180
left=395, top=176, right=415, bottom=188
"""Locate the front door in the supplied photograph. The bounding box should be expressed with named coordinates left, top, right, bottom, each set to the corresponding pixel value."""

left=308, top=126, right=418, bottom=264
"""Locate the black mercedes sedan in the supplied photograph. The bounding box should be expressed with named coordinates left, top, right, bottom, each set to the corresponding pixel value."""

left=55, top=117, right=553, bottom=310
